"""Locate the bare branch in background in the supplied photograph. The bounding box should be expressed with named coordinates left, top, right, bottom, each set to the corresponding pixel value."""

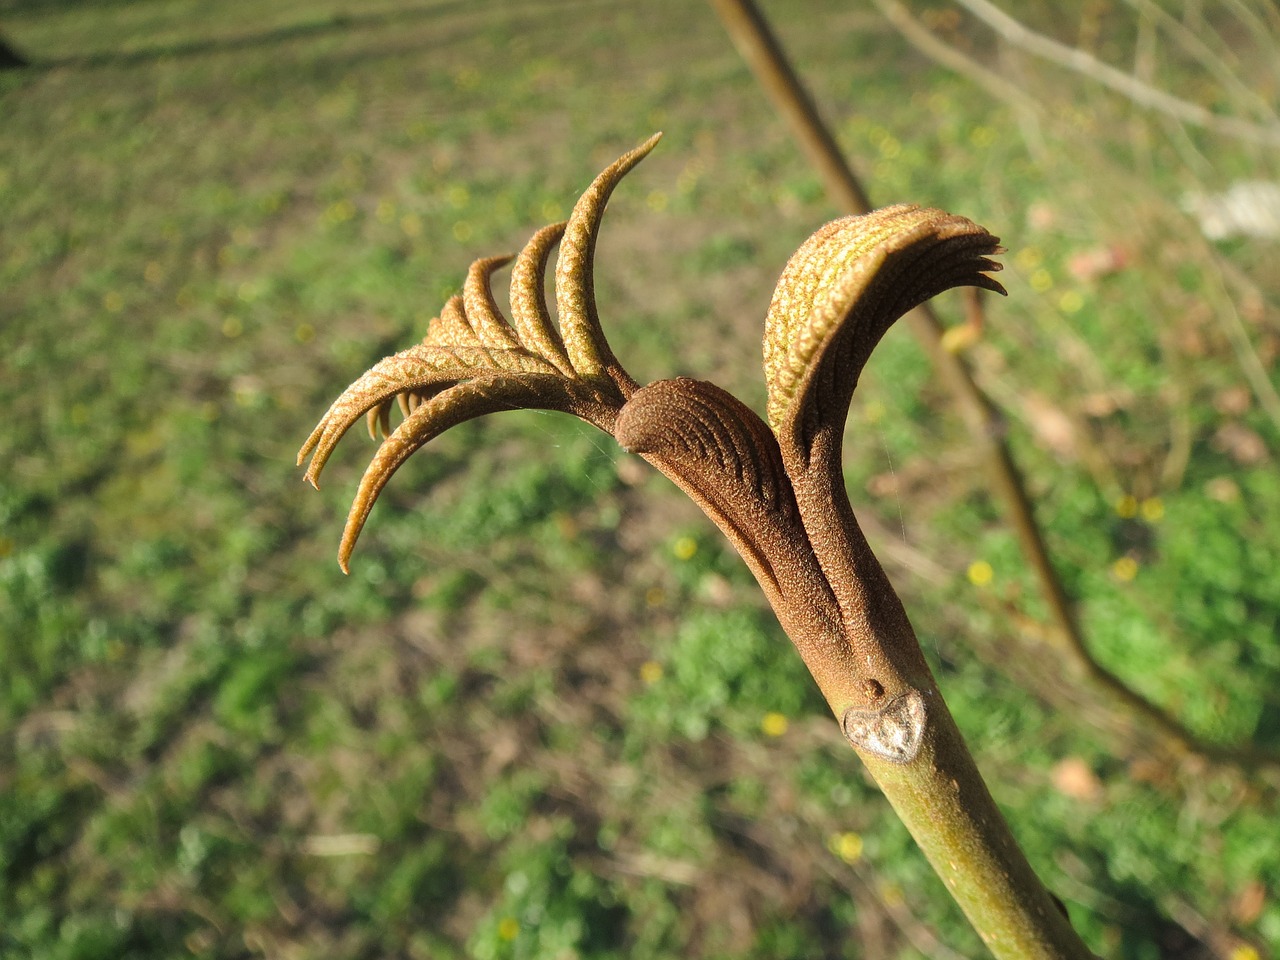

left=869, top=0, right=1037, bottom=116
left=953, top=0, right=1280, bottom=146
left=1119, top=0, right=1279, bottom=127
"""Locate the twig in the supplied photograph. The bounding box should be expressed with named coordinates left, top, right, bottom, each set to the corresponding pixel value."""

left=952, top=0, right=1280, bottom=146
left=1217, top=0, right=1280, bottom=73
left=1119, top=0, right=1280, bottom=129
left=869, top=0, right=1037, bottom=117
left=867, top=0, right=1053, bottom=161
left=705, top=0, right=871, bottom=215
left=1204, top=259, right=1280, bottom=435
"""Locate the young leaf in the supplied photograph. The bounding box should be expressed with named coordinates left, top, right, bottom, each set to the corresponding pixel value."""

left=762, top=204, right=1004, bottom=461
left=298, top=137, right=662, bottom=570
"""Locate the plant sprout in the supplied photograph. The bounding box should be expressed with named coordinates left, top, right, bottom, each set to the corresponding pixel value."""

left=300, top=135, right=1096, bottom=960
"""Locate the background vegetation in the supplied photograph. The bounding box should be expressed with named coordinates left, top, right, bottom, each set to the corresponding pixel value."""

left=2, top=1, right=1278, bottom=957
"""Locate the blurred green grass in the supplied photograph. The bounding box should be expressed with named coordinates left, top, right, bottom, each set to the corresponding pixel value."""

left=3, top=1, right=1280, bottom=958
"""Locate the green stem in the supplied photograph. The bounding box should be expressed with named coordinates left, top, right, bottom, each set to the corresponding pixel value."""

left=783, top=432, right=1095, bottom=959
left=856, top=689, right=1091, bottom=959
